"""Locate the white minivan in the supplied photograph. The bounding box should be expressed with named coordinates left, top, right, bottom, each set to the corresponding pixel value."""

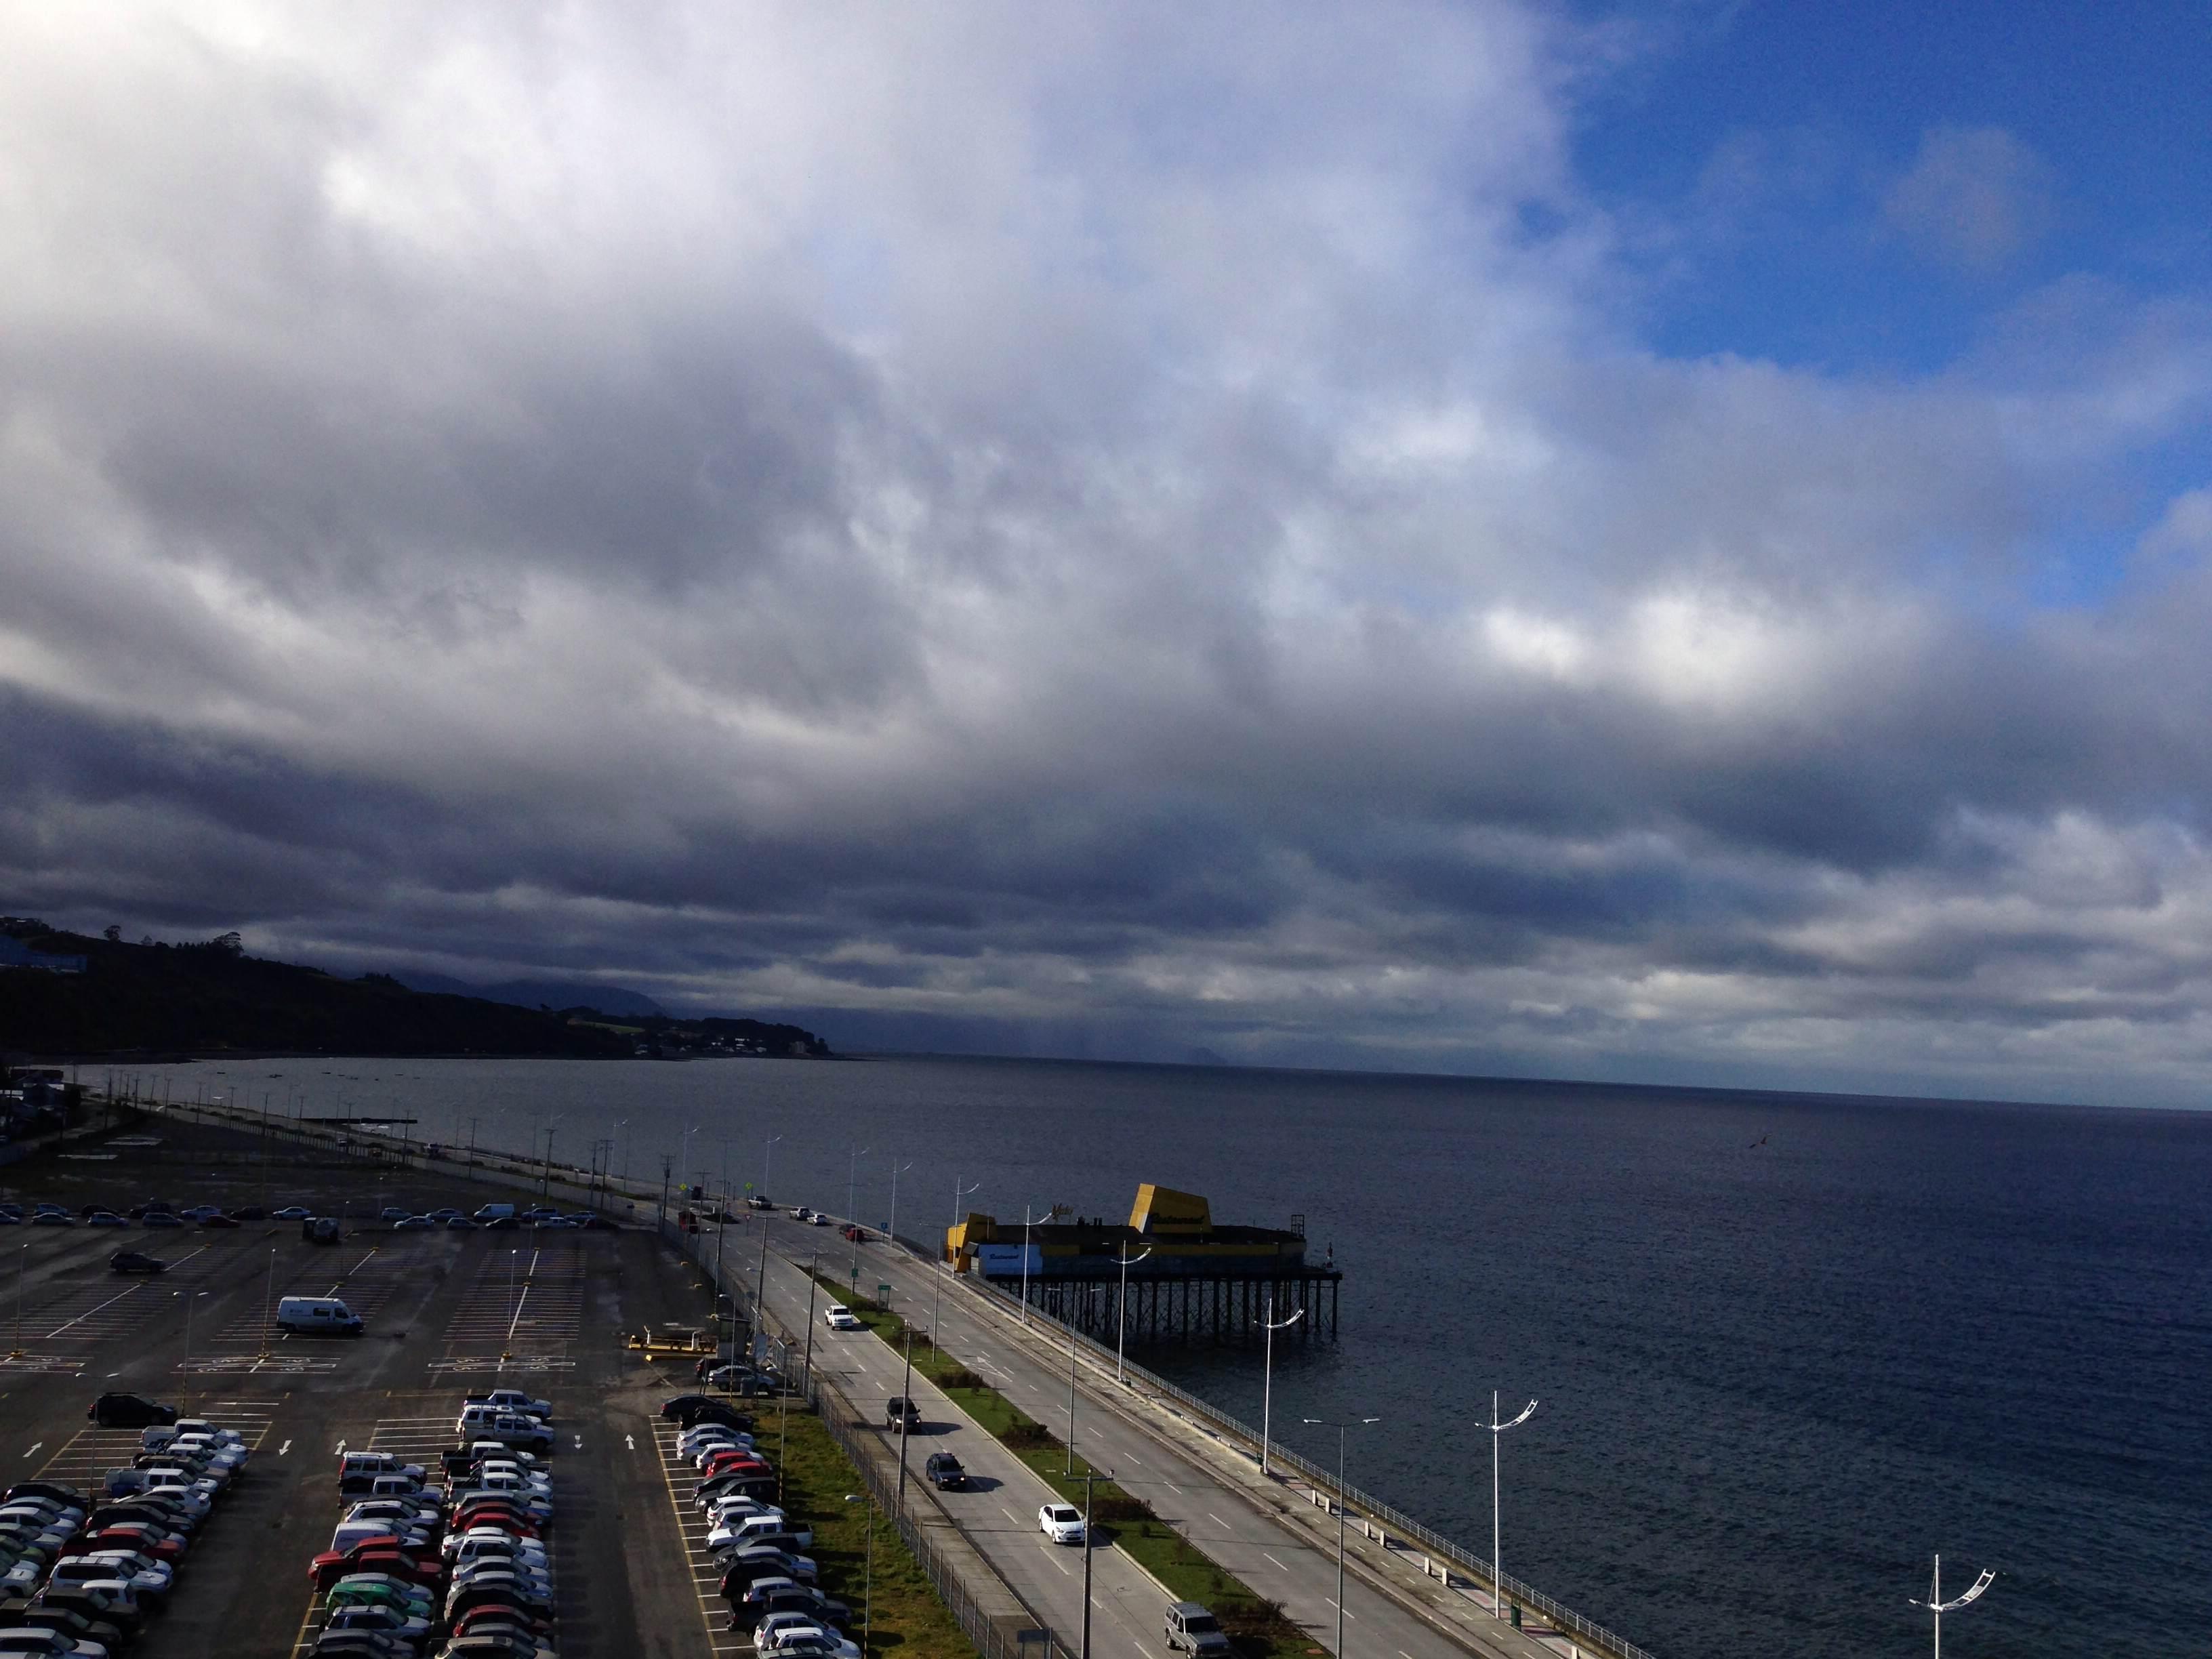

left=276, top=1295, right=363, bottom=1335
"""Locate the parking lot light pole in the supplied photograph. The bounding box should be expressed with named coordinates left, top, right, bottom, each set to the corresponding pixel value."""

left=1115, top=1244, right=1152, bottom=1383
left=10, top=1244, right=26, bottom=1359
left=842, top=1492, right=875, bottom=1652
left=1260, top=1296, right=1304, bottom=1475
left=1304, top=1416, right=1380, bottom=1659
left=178, top=1288, right=209, bottom=1414
left=1487, top=1390, right=1538, bottom=1620
left=258, top=1246, right=277, bottom=1361
left=1910, top=1554, right=1996, bottom=1659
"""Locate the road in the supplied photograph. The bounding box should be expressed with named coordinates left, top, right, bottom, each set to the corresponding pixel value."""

left=744, top=1215, right=1561, bottom=1659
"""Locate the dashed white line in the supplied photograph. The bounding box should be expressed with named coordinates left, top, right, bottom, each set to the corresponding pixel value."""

left=1263, top=1553, right=1290, bottom=1572
left=1206, top=1512, right=1231, bottom=1529
left=1324, top=1599, right=1358, bottom=1622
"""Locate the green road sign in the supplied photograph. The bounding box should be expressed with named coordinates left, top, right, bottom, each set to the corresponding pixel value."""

left=876, top=1284, right=892, bottom=1302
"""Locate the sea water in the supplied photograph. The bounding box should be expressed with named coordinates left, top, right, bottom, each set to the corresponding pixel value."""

left=182, top=1054, right=2212, bottom=1658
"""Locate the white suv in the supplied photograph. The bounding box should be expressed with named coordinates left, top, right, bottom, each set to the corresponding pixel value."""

left=821, top=1305, right=861, bottom=1331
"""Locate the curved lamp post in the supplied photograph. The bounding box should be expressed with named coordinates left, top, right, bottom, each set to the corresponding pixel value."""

left=1486, top=1390, right=1538, bottom=1620
left=1114, top=1244, right=1153, bottom=1384
left=1910, top=1555, right=1994, bottom=1659
left=1259, top=1296, right=1303, bottom=1475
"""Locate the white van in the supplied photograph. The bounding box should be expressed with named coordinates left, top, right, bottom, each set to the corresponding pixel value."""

left=474, top=1203, right=516, bottom=1222
left=276, top=1295, right=363, bottom=1335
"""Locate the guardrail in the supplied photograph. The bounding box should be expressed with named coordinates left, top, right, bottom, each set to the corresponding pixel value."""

left=956, top=1260, right=1655, bottom=1659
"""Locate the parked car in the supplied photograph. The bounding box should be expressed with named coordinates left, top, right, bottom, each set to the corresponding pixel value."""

left=87, top=1396, right=176, bottom=1429
left=105, top=1253, right=165, bottom=1277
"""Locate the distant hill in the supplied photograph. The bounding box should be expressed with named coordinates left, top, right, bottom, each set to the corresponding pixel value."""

left=392, top=970, right=668, bottom=1019
left=0, top=920, right=825, bottom=1059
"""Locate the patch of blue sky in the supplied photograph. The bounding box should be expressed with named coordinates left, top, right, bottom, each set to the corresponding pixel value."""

left=1564, top=0, right=2212, bottom=377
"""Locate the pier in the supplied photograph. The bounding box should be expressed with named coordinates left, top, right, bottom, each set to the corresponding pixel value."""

left=949, top=1183, right=1343, bottom=1341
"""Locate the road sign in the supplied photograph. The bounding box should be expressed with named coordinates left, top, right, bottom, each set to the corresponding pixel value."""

left=876, top=1283, right=892, bottom=1302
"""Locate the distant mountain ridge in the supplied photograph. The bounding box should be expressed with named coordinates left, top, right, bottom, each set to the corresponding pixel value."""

left=0, top=919, right=827, bottom=1059
left=391, top=971, right=668, bottom=1019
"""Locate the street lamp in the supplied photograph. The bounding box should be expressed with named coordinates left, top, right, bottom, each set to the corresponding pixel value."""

left=847, top=1147, right=869, bottom=1288
left=1077, top=1465, right=1112, bottom=1659
left=1303, top=1416, right=1380, bottom=1659
left=1114, top=1243, right=1152, bottom=1384
left=763, top=1134, right=783, bottom=1198
left=1017, top=1200, right=1051, bottom=1327
left=1909, top=1555, right=1995, bottom=1659
left=842, top=1492, right=876, bottom=1652
left=9, top=1244, right=26, bottom=1359
left=936, top=1180, right=981, bottom=1347
left=1259, top=1295, right=1303, bottom=1476
left=176, top=1289, right=209, bottom=1414
left=1486, top=1390, right=1538, bottom=1621
left=1065, top=1284, right=1101, bottom=1474
left=886, top=1162, right=914, bottom=1247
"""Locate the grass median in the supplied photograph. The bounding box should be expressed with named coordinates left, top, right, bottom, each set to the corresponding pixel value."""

left=819, top=1275, right=1311, bottom=1659
left=778, top=1400, right=980, bottom=1659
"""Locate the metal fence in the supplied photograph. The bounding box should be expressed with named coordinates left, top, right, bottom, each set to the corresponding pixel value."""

left=957, top=1264, right=1656, bottom=1659
left=661, top=1214, right=1073, bottom=1659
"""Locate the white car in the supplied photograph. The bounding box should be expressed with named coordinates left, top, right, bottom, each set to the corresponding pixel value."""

left=442, top=1527, right=550, bottom=1565
left=821, top=1305, right=861, bottom=1331
left=757, top=1613, right=846, bottom=1652
left=677, top=1425, right=752, bottom=1454
left=77, top=1551, right=173, bottom=1599
left=1039, top=1503, right=1086, bottom=1545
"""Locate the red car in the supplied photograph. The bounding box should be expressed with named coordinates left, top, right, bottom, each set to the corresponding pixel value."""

left=447, top=1507, right=542, bottom=1540
left=310, top=1540, right=446, bottom=1590
left=701, top=1450, right=772, bottom=1478
left=64, top=1523, right=187, bottom=1560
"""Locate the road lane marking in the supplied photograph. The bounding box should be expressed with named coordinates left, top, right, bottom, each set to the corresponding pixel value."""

left=1263, top=1553, right=1290, bottom=1572
left=626, top=1433, right=636, bottom=1451
left=22, top=1442, right=39, bottom=1459
left=1165, top=1481, right=1183, bottom=1494
left=1324, top=1600, right=1358, bottom=1621
left=1000, top=1506, right=1019, bottom=1525
left=1206, top=1512, right=1231, bottom=1529
left=279, top=1439, right=292, bottom=1456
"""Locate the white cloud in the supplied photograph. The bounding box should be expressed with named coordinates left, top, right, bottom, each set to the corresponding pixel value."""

left=2, top=4, right=2211, bottom=1101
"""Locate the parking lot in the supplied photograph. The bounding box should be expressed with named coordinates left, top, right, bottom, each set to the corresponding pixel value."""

left=0, top=1115, right=743, bottom=1657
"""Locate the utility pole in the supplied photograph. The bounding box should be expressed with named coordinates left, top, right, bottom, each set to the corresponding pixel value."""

left=895, top=1326, right=916, bottom=1507
left=1115, top=1242, right=1153, bottom=1384
left=1078, top=1467, right=1111, bottom=1659
left=1303, top=1416, right=1380, bottom=1659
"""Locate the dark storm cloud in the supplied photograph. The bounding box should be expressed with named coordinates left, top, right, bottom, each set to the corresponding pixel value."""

left=3, top=4, right=2212, bottom=1102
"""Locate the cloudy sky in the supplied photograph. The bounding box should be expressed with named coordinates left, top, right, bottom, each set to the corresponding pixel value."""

left=5, top=2, right=2211, bottom=1104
